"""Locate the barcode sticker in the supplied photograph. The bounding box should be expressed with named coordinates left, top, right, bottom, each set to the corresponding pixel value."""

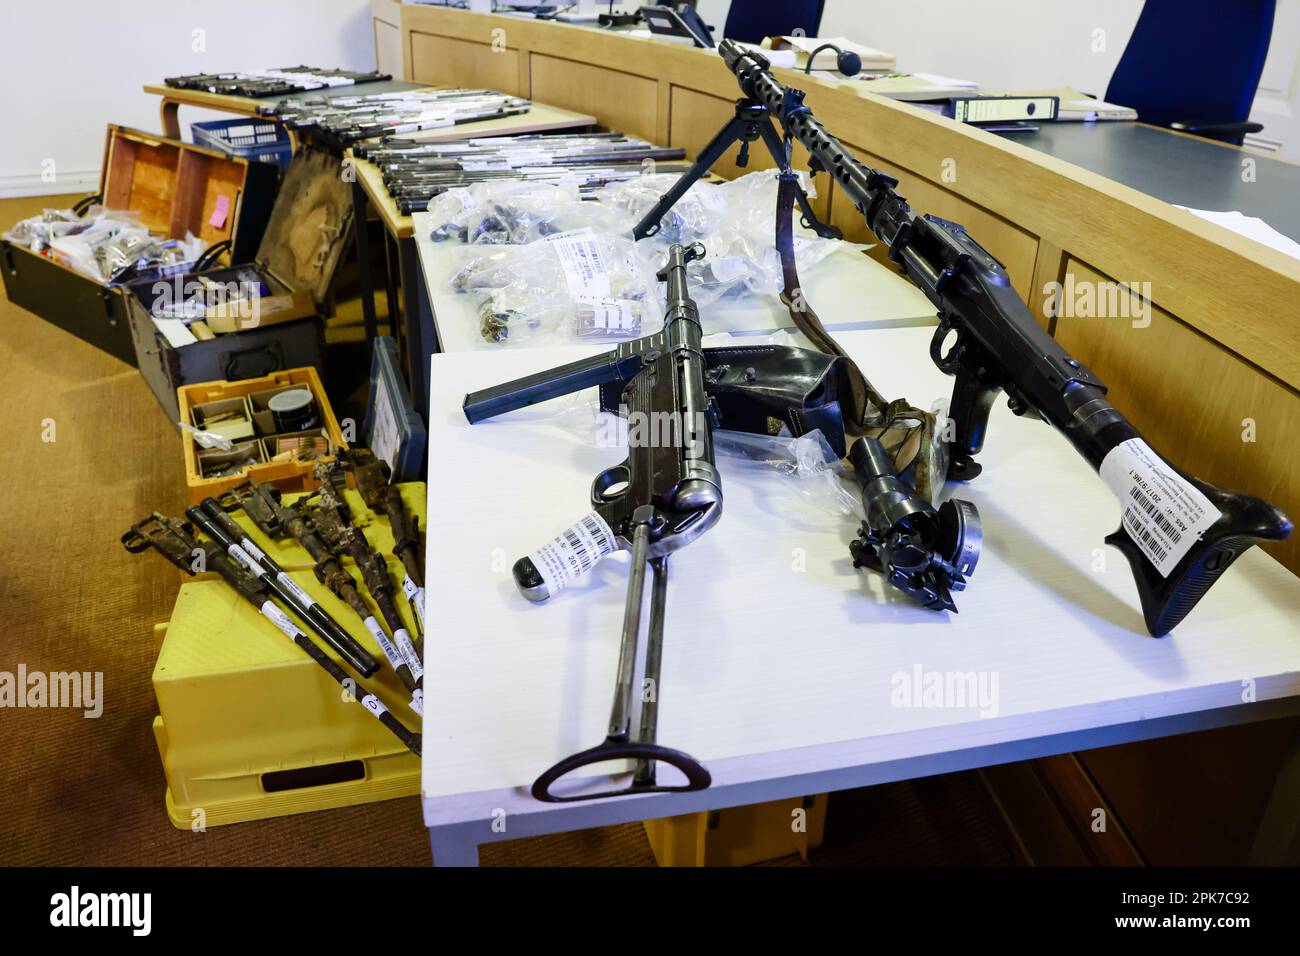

left=394, top=629, right=423, bottom=682
left=1099, top=438, right=1221, bottom=575
left=528, top=512, right=618, bottom=597
left=363, top=615, right=405, bottom=673
left=239, top=537, right=267, bottom=564
left=576, top=296, right=641, bottom=337
left=260, top=601, right=303, bottom=639
left=402, top=576, right=426, bottom=629
left=228, top=544, right=266, bottom=579
left=276, top=572, right=315, bottom=610
left=546, top=229, right=611, bottom=298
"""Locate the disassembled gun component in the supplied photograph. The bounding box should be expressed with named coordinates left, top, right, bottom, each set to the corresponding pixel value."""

left=849, top=436, right=980, bottom=612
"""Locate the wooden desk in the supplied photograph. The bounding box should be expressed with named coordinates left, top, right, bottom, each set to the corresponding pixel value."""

left=346, top=101, right=597, bottom=408
left=1001, top=121, right=1300, bottom=244
left=400, top=5, right=1300, bottom=865
left=419, top=326, right=1300, bottom=865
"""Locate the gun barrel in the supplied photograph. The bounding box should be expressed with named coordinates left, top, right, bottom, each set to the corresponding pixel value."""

left=188, top=503, right=380, bottom=678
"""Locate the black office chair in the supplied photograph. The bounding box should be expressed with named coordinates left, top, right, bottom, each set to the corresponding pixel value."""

left=1105, top=0, right=1275, bottom=145
left=723, top=0, right=825, bottom=44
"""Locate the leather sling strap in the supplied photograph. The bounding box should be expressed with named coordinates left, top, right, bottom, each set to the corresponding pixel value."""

left=773, top=171, right=932, bottom=489
left=775, top=172, right=885, bottom=422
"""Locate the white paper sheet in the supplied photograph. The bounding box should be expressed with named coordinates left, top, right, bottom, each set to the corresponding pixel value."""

left=1175, top=206, right=1300, bottom=261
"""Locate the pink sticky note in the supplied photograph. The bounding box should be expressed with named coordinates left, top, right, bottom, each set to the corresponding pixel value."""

left=209, top=194, right=230, bottom=229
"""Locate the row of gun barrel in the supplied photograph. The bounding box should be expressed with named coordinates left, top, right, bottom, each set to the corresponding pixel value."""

left=122, top=450, right=427, bottom=756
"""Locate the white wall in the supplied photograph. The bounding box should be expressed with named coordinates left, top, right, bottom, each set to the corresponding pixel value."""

left=695, top=0, right=1144, bottom=92
left=0, top=0, right=374, bottom=198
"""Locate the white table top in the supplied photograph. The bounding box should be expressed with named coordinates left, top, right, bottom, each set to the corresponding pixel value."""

left=421, top=326, right=1300, bottom=829
left=411, top=210, right=939, bottom=353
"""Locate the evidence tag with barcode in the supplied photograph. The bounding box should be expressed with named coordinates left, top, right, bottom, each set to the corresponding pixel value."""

left=1099, top=438, right=1222, bottom=576
left=528, top=512, right=618, bottom=598
left=238, top=537, right=267, bottom=565
left=362, top=616, right=406, bottom=673
left=545, top=229, right=611, bottom=298
left=276, top=572, right=316, bottom=610
left=359, top=694, right=389, bottom=719
left=228, top=543, right=267, bottom=579
left=402, top=576, right=426, bottom=628
left=394, top=629, right=423, bottom=681
left=260, top=601, right=303, bottom=639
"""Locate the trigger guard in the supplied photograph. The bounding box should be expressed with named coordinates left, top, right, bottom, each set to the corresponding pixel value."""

left=930, top=321, right=962, bottom=375
left=120, top=528, right=150, bottom=553
left=590, top=464, right=631, bottom=507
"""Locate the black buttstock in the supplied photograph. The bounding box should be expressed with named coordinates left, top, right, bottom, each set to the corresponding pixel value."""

left=1107, top=478, right=1291, bottom=636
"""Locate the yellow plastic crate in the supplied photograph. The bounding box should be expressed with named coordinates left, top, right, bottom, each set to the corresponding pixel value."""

left=644, top=795, right=828, bottom=866
left=151, top=486, right=426, bottom=829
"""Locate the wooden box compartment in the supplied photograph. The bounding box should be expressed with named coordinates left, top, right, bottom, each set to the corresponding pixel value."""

left=0, top=124, right=277, bottom=366
left=178, top=366, right=347, bottom=505
left=124, top=147, right=352, bottom=420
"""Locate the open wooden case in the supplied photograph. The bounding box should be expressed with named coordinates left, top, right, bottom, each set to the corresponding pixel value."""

left=125, top=147, right=354, bottom=423
left=0, top=125, right=277, bottom=365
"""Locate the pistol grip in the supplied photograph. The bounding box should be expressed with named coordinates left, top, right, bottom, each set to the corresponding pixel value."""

left=945, top=370, right=1000, bottom=481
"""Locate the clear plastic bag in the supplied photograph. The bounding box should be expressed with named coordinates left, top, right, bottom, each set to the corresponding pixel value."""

left=595, top=172, right=729, bottom=245
left=607, top=170, right=859, bottom=307
left=2, top=207, right=90, bottom=253
left=14, top=206, right=204, bottom=282
left=451, top=227, right=662, bottom=344
left=714, top=427, right=862, bottom=517
left=436, top=169, right=869, bottom=342
left=428, top=179, right=627, bottom=245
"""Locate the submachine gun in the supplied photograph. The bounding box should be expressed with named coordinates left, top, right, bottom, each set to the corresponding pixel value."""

left=464, top=242, right=720, bottom=801
left=632, top=39, right=1292, bottom=636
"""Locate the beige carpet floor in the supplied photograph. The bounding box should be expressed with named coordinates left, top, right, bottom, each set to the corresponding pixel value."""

left=0, top=193, right=1017, bottom=866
